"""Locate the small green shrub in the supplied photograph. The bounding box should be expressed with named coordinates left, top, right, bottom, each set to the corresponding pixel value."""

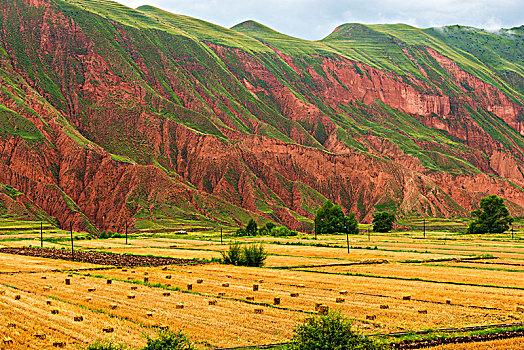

left=221, top=242, right=243, bottom=265
left=143, top=329, right=195, bottom=350
left=289, top=310, right=381, bottom=350
left=241, top=244, right=267, bottom=267
left=221, top=243, right=267, bottom=267
left=85, top=340, right=129, bottom=350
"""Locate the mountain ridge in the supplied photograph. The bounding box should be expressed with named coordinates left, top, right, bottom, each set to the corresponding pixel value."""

left=0, top=0, right=522, bottom=234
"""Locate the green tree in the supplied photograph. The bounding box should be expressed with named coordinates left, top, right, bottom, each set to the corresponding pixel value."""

left=467, top=195, right=514, bottom=234
left=246, top=218, right=258, bottom=236
left=289, top=310, right=381, bottom=350
left=372, top=212, right=395, bottom=233
left=315, top=200, right=359, bottom=235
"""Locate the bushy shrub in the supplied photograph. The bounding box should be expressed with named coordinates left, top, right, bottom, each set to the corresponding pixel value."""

left=85, top=340, right=129, bottom=350
left=143, top=329, right=195, bottom=350
left=269, top=226, right=298, bottom=237
left=233, top=227, right=248, bottom=236
left=241, top=244, right=267, bottom=267
left=221, top=243, right=267, bottom=267
left=221, top=242, right=243, bottom=265
left=289, top=310, right=381, bottom=350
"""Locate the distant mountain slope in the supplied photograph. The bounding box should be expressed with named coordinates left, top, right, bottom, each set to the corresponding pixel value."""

left=0, top=0, right=522, bottom=233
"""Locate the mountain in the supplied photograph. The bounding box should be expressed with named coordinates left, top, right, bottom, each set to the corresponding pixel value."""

left=0, top=0, right=523, bottom=234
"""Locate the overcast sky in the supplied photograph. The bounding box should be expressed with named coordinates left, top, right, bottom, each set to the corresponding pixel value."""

left=113, top=0, right=523, bottom=40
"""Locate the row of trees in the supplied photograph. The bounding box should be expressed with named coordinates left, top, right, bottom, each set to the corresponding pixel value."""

left=237, top=195, right=514, bottom=237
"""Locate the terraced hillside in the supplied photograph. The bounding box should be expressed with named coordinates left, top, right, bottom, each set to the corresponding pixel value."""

left=0, top=0, right=523, bottom=233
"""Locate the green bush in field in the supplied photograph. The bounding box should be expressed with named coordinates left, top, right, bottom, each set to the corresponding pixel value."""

left=143, top=329, right=195, bottom=350
left=315, top=200, right=359, bottom=235
left=372, top=212, right=396, bottom=233
left=221, top=242, right=243, bottom=265
left=288, top=310, right=381, bottom=350
left=221, top=243, right=267, bottom=267
left=85, top=340, right=129, bottom=350
left=241, top=244, right=267, bottom=267
left=467, top=195, right=514, bottom=234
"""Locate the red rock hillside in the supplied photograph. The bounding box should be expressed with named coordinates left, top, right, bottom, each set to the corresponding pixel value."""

left=0, top=0, right=523, bottom=233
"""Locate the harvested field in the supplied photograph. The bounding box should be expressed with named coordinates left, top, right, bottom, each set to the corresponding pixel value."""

left=0, top=218, right=522, bottom=349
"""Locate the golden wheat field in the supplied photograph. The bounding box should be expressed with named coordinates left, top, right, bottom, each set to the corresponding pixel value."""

left=0, top=225, right=523, bottom=349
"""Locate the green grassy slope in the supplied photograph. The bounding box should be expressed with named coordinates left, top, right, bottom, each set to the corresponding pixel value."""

left=0, top=0, right=522, bottom=232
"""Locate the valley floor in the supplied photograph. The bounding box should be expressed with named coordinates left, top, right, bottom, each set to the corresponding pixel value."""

left=0, top=218, right=523, bottom=349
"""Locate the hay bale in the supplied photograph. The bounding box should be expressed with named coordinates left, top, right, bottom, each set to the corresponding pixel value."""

left=162, top=292, right=171, bottom=297
left=175, top=303, right=184, bottom=309
left=253, top=284, right=259, bottom=291
left=336, top=297, right=345, bottom=303
left=43, top=286, right=51, bottom=291
left=339, top=290, right=348, bottom=295
left=87, top=287, right=96, bottom=292
left=314, top=302, right=323, bottom=311
left=318, top=305, right=329, bottom=315
left=122, top=268, right=128, bottom=272
left=127, top=294, right=135, bottom=299
left=403, top=295, right=411, bottom=301
left=3, top=337, right=13, bottom=345
left=0, top=289, right=5, bottom=295
left=85, top=297, right=92, bottom=302
left=73, top=316, right=83, bottom=322
left=65, top=278, right=71, bottom=285
left=254, top=308, right=263, bottom=314
left=418, top=309, right=428, bottom=314
left=146, top=311, right=153, bottom=317
left=102, top=327, right=114, bottom=333
left=366, top=315, right=376, bottom=320
left=446, top=299, right=452, bottom=305
left=380, top=304, right=389, bottom=309
left=290, top=292, right=299, bottom=297
left=258, top=279, right=264, bottom=283
left=127, top=277, right=133, bottom=280
left=273, top=297, right=281, bottom=305
left=208, top=300, right=217, bottom=306
left=297, top=284, right=305, bottom=288
left=186, top=284, right=192, bottom=291
left=46, top=300, right=52, bottom=305
left=41, top=276, right=46, bottom=279
left=107, top=279, right=112, bottom=285
left=67, top=274, right=73, bottom=277
left=109, top=303, right=117, bottom=310
left=516, top=306, right=524, bottom=313
left=51, top=309, right=59, bottom=315
left=218, top=292, right=226, bottom=297
left=246, top=296, right=255, bottom=301
left=222, top=283, right=229, bottom=287
left=33, top=332, right=46, bottom=339
left=165, top=275, right=172, bottom=279
left=226, top=274, right=232, bottom=278
left=158, top=324, right=169, bottom=330
left=6, top=322, right=15, bottom=328
left=131, top=270, right=135, bottom=274
left=197, top=279, right=203, bottom=284
left=131, top=286, right=138, bottom=290
left=144, top=272, right=149, bottom=276
left=14, top=294, right=21, bottom=300
left=144, top=277, right=149, bottom=283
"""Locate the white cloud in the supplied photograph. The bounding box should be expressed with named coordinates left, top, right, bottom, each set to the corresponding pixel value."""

left=112, top=0, right=523, bottom=39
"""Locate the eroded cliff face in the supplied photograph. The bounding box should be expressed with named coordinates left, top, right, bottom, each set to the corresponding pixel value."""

left=0, top=0, right=522, bottom=233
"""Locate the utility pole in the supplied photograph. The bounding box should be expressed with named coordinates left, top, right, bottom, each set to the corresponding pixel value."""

left=512, top=225, right=514, bottom=240
left=220, top=227, right=223, bottom=245
left=70, top=222, right=74, bottom=262
left=40, top=221, right=43, bottom=248
left=423, top=219, right=426, bottom=239
left=368, top=228, right=370, bottom=242
left=125, top=222, right=128, bottom=245
left=346, top=231, right=350, bottom=254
